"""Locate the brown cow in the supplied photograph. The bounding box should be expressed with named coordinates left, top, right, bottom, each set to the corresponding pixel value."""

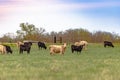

left=49, top=43, right=67, bottom=55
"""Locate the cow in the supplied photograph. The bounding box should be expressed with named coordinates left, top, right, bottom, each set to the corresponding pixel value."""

left=38, top=41, right=47, bottom=50
left=71, top=44, right=84, bottom=53
left=49, top=43, right=67, bottom=55
left=19, top=42, right=32, bottom=54
left=74, top=40, right=88, bottom=50
left=3, top=45, right=12, bottom=54
left=104, top=41, right=114, bottom=48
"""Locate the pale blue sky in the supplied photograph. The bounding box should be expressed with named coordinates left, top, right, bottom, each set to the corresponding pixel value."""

left=0, top=0, right=120, bottom=36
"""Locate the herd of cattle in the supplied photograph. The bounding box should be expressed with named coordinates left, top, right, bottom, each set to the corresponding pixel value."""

left=0, top=40, right=114, bottom=55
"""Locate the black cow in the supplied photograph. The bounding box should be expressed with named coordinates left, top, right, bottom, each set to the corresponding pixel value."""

left=19, top=42, right=32, bottom=54
left=71, top=44, right=84, bottom=53
left=38, top=41, right=47, bottom=50
left=3, top=45, right=12, bottom=54
left=104, top=41, right=114, bottom=48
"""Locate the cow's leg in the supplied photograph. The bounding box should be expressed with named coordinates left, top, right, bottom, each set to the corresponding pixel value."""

left=72, top=49, right=74, bottom=53
left=20, top=50, right=23, bottom=54
left=104, top=44, right=106, bottom=47
left=19, top=49, right=21, bottom=54
left=27, top=49, right=30, bottom=54
left=50, top=50, right=52, bottom=55
left=61, top=51, right=64, bottom=55
left=80, top=50, right=82, bottom=54
left=38, top=46, right=40, bottom=50
left=84, top=45, right=87, bottom=50
left=60, top=50, right=64, bottom=55
left=77, top=51, right=79, bottom=54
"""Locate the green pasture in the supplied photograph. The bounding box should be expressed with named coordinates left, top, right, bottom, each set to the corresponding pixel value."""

left=0, top=43, right=120, bottom=80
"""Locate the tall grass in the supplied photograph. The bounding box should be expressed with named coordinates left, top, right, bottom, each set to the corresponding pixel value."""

left=0, top=43, right=120, bottom=80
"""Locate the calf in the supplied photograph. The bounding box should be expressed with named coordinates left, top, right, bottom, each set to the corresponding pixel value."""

left=71, top=44, right=84, bottom=53
left=38, top=41, right=47, bottom=50
left=104, top=41, right=114, bottom=48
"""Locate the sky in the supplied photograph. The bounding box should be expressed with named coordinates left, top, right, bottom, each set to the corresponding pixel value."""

left=0, top=0, right=120, bottom=36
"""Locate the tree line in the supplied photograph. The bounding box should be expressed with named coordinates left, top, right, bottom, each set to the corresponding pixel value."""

left=0, top=22, right=120, bottom=43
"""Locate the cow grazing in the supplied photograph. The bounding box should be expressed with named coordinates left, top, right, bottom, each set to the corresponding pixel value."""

left=0, top=45, right=6, bottom=54
left=104, top=41, right=114, bottom=48
left=49, top=43, right=67, bottom=55
left=71, top=44, right=84, bottom=53
left=3, top=45, right=12, bottom=54
left=19, top=42, right=32, bottom=54
left=38, top=41, right=47, bottom=50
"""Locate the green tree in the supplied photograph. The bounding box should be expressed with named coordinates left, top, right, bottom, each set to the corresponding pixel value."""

left=16, top=22, right=45, bottom=40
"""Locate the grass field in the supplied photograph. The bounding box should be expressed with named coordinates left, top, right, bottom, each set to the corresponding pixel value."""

left=0, top=43, right=120, bottom=80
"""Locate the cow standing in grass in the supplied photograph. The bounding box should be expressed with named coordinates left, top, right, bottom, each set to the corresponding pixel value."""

left=49, top=43, right=67, bottom=55
left=104, top=41, right=114, bottom=48
left=19, top=42, right=32, bottom=54
left=71, top=44, right=84, bottom=54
